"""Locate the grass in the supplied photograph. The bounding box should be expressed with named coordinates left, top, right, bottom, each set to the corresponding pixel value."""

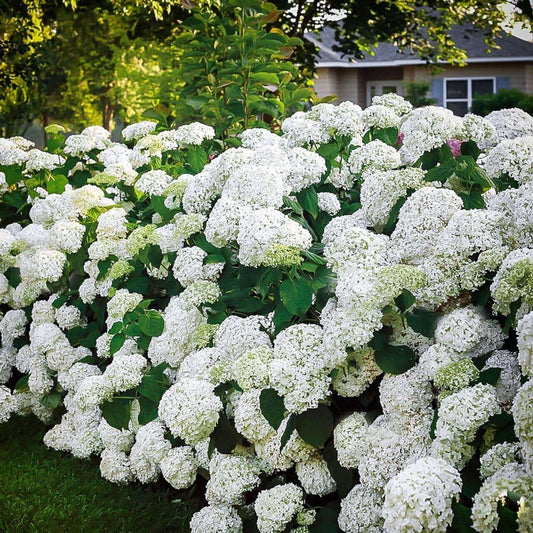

left=0, top=415, right=200, bottom=532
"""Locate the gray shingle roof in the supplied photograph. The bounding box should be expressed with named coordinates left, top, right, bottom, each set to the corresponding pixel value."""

left=307, top=25, right=533, bottom=66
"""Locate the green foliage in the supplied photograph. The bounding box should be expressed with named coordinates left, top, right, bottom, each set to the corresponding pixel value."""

left=172, top=0, right=315, bottom=137
left=471, top=88, right=533, bottom=117
left=277, top=0, right=532, bottom=69
left=403, top=81, right=437, bottom=108
left=260, top=388, right=286, bottom=430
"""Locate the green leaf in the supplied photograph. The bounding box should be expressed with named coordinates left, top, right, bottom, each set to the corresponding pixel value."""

left=451, top=501, right=474, bottom=533
left=382, top=192, right=410, bottom=236
left=406, top=308, right=442, bottom=338
left=137, top=374, right=168, bottom=404
left=102, top=397, right=132, bottom=430
left=40, top=391, right=63, bottom=409
left=374, top=344, right=416, bottom=374
left=211, top=411, right=241, bottom=454
left=373, top=126, right=399, bottom=146
left=279, top=277, right=313, bottom=317
left=317, top=143, right=340, bottom=159
left=479, top=367, right=502, bottom=385
left=259, top=388, right=285, bottom=430
left=187, top=147, right=208, bottom=173
left=394, top=289, right=416, bottom=313
left=110, top=333, right=126, bottom=355
left=5, top=267, right=21, bottom=288
left=138, top=395, right=159, bottom=425
left=298, top=187, right=319, bottom=218
left=46, top=174, right=68, bottom=194
left=0, top=165, right=23, bottom=186
left=425, top=161, right=456, bottom=183
left=295, top=405, right=333, bottom=447
left=369, top=327, right=416, bottom=374
left=460, top=140, right=481, bottom=160
left=139, top=310, right=165, bottom=337
left=283, top=195, right=303, bottom=215
left=323, top=441, right=354, bottom=498
left=280, top=413, right=297, bottom=451
left=108, top=321, right=123, bottom=335
left=309, top=507, right=340, bottom=533
left=123, top=276, right=150, bottom=294
left=15, top=375, right=29, bottom=391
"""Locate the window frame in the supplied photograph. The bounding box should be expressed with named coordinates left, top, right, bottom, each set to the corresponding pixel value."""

left=443, top=77, right=496, bottom=114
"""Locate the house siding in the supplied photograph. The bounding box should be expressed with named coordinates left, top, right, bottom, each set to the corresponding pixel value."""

left=411, top=62, right=529, bottom=92
left=314, top=62, right=532, bottom=107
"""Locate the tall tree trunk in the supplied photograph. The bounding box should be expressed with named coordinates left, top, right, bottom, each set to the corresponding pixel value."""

left=101, top=96, right=114, bottom=131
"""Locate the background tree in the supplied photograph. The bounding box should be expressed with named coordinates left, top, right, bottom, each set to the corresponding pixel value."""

left=403, top=82, right=437, bottom=109
left=172, top=0, right=316, bottom=138
left=275, top=0, right=533, bottom=69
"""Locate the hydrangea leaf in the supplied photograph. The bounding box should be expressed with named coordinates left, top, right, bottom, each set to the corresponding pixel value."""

left=102, top=397, right=132, bottom=430
left=259, top=388, right=285, bottom=430
left=309, top=506, right=340, bottom=533
left=138, top=310, right=165, bottom=337
left=295, top=405, right=333, bottom=447
left=279, top=277, right=313, bottom=316
left=212, top=411, right=241, bottom=454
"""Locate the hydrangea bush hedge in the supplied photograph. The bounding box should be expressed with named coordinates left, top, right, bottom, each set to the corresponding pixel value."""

left=0, top=97, right=533, bottom=533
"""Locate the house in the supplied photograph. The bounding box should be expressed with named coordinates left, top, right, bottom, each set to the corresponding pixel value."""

left=308, top=25, right=533, bottom=114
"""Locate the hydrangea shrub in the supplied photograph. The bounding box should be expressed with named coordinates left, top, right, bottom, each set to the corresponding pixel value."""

left=1, top=97, right=533, bottom=532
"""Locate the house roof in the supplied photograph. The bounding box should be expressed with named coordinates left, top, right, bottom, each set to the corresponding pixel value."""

left=307, top=25, right=533, bottom=68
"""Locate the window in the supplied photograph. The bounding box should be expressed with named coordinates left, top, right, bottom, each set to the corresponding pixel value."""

left=444, top=78, right=495, bottom=116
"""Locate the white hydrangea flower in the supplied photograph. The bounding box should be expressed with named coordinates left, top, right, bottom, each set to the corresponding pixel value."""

left=100, top=448, right=134, bottom=484
left=362, top=104, right=402, bottom=130
left=372, top=93, right=412, bottom=115
left=25, top=149, right=65, bottom=172
left=389, top=187, right=463, bottom=265
left=517, top=311, right=533, bottom=376
left=332, top=346, right=382, bottom=398
left=472, top=463, right=533, bottom=533
left=96, top=208, right=128, bottom=240
left=317, top=192, right=340, bottom=215
left=479, top=442, right=522, bottom=480
left=295, top=454, right=336, bottom=496
left=122, top=120, right=157, bottom=142
left=483, top=135, right=533, bottom=184
left=431, top=384, right=500, bottom=467
left=281, top=111, right=332, bottom=147
left=206, top=454, right=261, bottom=505
left=285, top=148, right=326, bottom=193
left=461, top=113, right=498, bottom=149
left=382, top=457, right=462, bottom=533
left=334, top=412, right=369, bottom=469
left=254, top=483, right=305, bottom=533
left=135, top=169, right=174, bottom=196
left=400, top=106, right=463, bottom=164
left=237, top=208, right=312, bottom=268
left=338, top=484, right=384, bottom=533
left=233, top=389, right=272, bottom=443
left=160, top=446, right=198, bottom=489
left=485, top=108, right=533, bottom=141
left=158, top=378, right=222, bottom=445
left=129, top=420, right=171, bottom=483
left=434, top=306, right=505, bottom=356
left=348, top=139, right=401, bottom=175
left=491, top=248, right=533, bottom=315
left=190, top=505, right=243, bottom=533
left=360, top=168, right=425, bottom=228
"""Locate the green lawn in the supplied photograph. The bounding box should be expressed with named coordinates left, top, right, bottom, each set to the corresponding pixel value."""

left=0, top=415, right=200, bottom=533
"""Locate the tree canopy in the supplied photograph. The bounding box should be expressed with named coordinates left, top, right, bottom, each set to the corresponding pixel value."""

left=1, top=0, right=531, bottom=134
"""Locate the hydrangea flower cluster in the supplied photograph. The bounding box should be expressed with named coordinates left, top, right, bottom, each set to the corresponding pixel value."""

left=1, top=101, right=532, bottom=532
